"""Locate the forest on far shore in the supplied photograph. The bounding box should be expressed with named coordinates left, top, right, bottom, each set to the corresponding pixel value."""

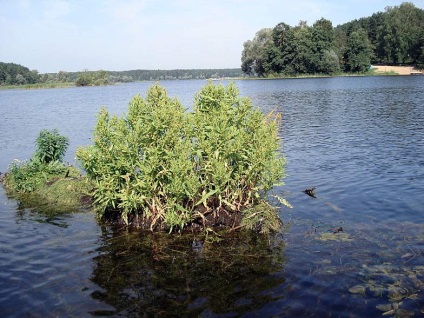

left=0, top=63, right=244, bottom=87
left=241, top=2, right=424, bottom=76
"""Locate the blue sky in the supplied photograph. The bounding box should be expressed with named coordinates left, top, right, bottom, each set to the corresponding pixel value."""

left=1, top=0, right=422, bottom=73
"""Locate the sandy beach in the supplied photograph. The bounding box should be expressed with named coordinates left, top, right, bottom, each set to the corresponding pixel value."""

left=372, top=65, right=423, bottom=75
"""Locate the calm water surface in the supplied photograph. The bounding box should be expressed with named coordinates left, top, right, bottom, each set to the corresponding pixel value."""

left=1, top=76, right=424, bottom=317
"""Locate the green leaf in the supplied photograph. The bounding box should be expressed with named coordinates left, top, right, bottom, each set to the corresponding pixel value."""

left=195, top=189, right=218, bottom=206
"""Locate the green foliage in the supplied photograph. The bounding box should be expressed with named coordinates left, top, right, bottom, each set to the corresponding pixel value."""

left=34, top=129, right=69, bottom=164
left=1, top=66, right=243, bottom=88
left=75, top=70, right=109, bottom=86
left=5, top=159, right=67, bottom=193
left=30, top=166, right=92, bottom=212
left=77, top=82, right=285, bottom=232
left=241, top=28, right=274, bottom=76
left=242, top=20, right=338, bottom=76
left=76, top=76, right=89, bottom=86
left=0, top=62, right=41, bottom=85
left=375, top=3, right=424, bottom=64
left=4, top=162, right=92, bottom=213
left=3, top=128, right=92, bottom=213
left=242, top=2, right=424, bottom=76
left=0, top=82, right=75, bottom=90
left=107, top=68, right=244, bottom=82
left=336, top=2, right=424, bottom=67
left=344, top=28, right=373, bottom=73
left=42, top=69, right=244, bottom=84
left=4, top=129, right=69, bottom=193
left=75, top=71, right=93, bottom=86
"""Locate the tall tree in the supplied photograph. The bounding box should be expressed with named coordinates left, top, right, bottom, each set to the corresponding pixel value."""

left=282, top=25, right=314, bottom=74
left=344, top=28, right=373, bottom=72
left=311, top=18, right=339, bottom=73
left=370, top=2, right=424, bottom=64
left=241, top=28, right=273, bottom=76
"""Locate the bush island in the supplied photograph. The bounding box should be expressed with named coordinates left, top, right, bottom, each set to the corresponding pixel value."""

left=77, top=82, right=286, bottom=233
left=3, top=129, right=92, bottom=211
left=5, top=129, right=69, bottom=192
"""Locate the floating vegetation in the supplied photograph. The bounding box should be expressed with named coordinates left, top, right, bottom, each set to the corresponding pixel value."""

left=349, top=284, right=367, bottom=295
left=376, top=302, right=415, bottom=317
left=277, top=218, right=424, bottom=317
left=346, top=246, right=424, bottom=317
left=318, top=232, right=353, bottom=242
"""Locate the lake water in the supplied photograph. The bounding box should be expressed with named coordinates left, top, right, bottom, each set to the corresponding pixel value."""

left=1, top=76, right=424, bottom=317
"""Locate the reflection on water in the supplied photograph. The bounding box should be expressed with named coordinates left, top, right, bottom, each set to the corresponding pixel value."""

left=2, top=187, right=423, bottom=317
left=0, top=188, right=109, bottom=317
left=90, top=228, right=285, bottom=317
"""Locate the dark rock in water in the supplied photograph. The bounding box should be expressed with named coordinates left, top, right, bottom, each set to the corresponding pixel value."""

left=333, top=227, right=343, bottom=234
left=303, top=187, right=316, bottom=198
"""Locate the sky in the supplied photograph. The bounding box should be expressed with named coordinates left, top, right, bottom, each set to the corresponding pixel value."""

left=1, top=0, right=423, bottom=73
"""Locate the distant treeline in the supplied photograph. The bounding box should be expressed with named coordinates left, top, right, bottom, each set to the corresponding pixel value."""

left=0, top=62, right=41, bottom=85
left=61, top=68, right=244, bottom=84
left=241, top=2, right=424, bottom=76
left=107, top=68, right=244, bottom=82
left=0, top=65, right=244, bottom=87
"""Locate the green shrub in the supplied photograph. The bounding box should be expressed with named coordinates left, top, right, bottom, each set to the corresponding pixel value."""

left=34, top=129, right=69, bottom=164
left=5, top=129, right=69, bottom=193
left=75, top=73, right=93, bottom=87
left=76, top=82, right=285, bottom=232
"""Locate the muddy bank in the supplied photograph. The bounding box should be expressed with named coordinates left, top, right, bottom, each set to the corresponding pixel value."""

left=100, top=201, right=281, bottom=234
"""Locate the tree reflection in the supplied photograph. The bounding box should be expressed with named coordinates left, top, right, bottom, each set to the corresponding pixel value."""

left=90, top=227, right=286, bottom=317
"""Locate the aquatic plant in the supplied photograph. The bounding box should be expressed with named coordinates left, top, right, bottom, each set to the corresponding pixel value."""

left=1, top=129, right=91, bottom=212
left=4, top=129, right=69, bottom=193
left=5, top=164, right=92, bottom=213
left=5, top=158, right=66, bottom=193
left=76, top=82, right=286, bottom=233
left=34, top=128, right=69, bottom=164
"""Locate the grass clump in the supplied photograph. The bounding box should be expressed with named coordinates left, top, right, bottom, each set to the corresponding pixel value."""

left=29, top=166, right=92, bottom=211
left=5, top=158, right=67, bottom=193
left=76, top=82, right=287, bottom=233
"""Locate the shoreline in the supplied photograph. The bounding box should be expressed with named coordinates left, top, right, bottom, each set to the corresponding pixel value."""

left=1, top=68, right=421, bottom=91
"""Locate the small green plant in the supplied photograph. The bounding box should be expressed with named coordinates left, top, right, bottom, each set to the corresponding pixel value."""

left=77, top=82, right=286, bottom=233
left=5, top=158, right=67, bottom=193
left=4, top=129, right=69, bottom=193
left=34, top=129, right=69, bottom=164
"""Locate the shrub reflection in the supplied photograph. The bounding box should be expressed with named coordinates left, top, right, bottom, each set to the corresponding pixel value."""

left=90, top=227, right=286, bottom=317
